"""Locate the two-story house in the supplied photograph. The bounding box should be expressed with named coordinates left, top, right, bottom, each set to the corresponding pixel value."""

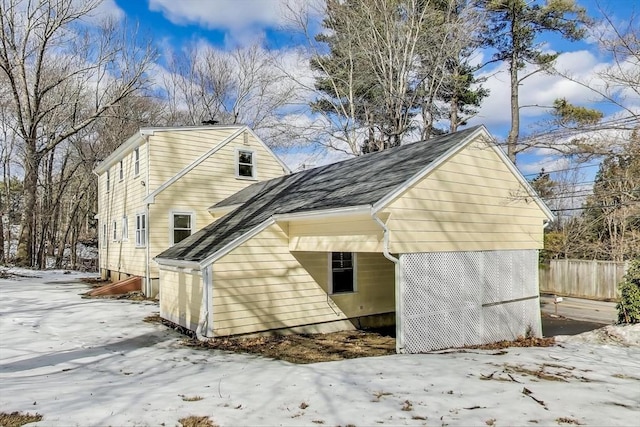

left=94, top=125, right=289, bottom=297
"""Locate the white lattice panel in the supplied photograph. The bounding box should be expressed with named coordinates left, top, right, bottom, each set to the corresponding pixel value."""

left=400, top=250, right=540, bottom=353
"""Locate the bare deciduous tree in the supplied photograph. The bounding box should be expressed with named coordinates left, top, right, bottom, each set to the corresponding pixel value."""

left=0, top=0, right=156, bottom=266
left=161, top=43, right=299, bottom=140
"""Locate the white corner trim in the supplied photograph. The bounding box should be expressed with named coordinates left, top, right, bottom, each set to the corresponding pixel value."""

left=144, top=127, right=246, bottom=204
left=372, top=126, right=488, bottom=213
left=198, top=218, right=276, bottom=268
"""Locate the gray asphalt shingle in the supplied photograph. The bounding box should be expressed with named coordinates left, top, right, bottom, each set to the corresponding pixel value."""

left=156, top=126, right=481, bottom=263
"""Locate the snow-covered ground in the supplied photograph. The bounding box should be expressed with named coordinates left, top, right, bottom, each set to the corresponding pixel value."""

left=1, top=270, right=638, bottom=427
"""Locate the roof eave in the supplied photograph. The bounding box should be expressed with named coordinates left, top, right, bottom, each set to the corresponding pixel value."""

left=154, top=257, right=201, bottom=269
left=93, top=131, right=144, bottom=175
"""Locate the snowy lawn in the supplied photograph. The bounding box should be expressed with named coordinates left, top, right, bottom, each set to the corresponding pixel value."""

left=1, top=270, right=639, bottom=427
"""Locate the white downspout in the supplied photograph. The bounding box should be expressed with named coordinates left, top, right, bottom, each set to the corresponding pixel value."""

left=196, top=264, right=213, bottom=341
left=145, top=135, right=151, bottom=296
left=372, top=210, right=404, bottom=354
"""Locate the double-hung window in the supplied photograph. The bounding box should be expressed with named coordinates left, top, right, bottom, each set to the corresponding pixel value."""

left=329, top=252, right=356, bottom=294
left=102, top=224, right=107, bottom=248
left=236, top=149, right=256, bottom=179
left=171, top=212, right=193, bottom=245
left=134, top=148, right=140, bottom=176
left=106, top=170, right=110, bottom=192
left=112, top=220, right=118, bottom=241
left=121, top=216, right=128, bottom=241
left=136, top=213, right=146, bottom=247
left=119, top=160, right=124, bottom=181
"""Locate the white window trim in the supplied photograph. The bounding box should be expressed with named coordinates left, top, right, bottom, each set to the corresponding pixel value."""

left=119, top=160, right=124, bottom=181
left=169, top=211, right=195, bottom=246
left=112, top=220, right=118, bottom=242
left=122, top=216, right=128, bottom=241
left=135, top=213, right=147, bottom=248
left=134, top=147, right=140, bottom=177
left=235, top=148, right=257, bottom=180
left=106, top=170, right=110, bottom=192
left=328, top=252, right=357, bottom=294
left=102, top=224, right=107, bottom=248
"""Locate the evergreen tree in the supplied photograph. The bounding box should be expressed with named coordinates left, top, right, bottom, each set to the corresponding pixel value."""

left=480, top=0, right=588, bottom=162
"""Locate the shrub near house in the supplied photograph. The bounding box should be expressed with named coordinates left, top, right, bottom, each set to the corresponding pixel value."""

left=617, top=259, right=640, bottom=324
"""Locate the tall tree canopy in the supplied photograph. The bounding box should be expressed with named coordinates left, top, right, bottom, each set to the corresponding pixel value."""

left=480, top=0, right=588, bottom=162
left=308, top=0, right=486, bottom=155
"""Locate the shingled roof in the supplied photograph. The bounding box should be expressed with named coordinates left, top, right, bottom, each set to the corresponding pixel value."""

left=156, top=126, right=484, bottom=264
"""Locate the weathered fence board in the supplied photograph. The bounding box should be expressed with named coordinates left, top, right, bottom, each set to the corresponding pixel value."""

left=539, top=259, right=629, bottom=300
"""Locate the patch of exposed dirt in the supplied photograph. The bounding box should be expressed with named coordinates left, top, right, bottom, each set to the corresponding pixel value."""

left=0, top=411, right=43, bottom=427
left=83, top=291, right=157, bottom=302
left=80, top=277, right=111, bottom=287
left=465, top=335, right=555, bottom=350
left=145, top=313, right=395, bottom=363
left=146, top=315, right=557, bottom=364
left=186, top=330, right=397, bottom=364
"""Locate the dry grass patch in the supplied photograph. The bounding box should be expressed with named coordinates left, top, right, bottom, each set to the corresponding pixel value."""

left=146, top=314, right=395, bottom=363
left=466, top=336, right=555, bottom=350
left=187, top=330, right=396, bottom=364
left=178, top=415, right=217, bottom=427
left=147, top=314, right=554, bottom=364
left=0, top=411, right=43, bottom=427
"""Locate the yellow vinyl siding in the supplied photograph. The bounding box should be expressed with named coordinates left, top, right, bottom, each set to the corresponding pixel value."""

left=385, top=138, right=548, bottom=253
left=294, top=251, right=395, bottom=318
left=98, top=127, right=286, bottom=286
left=212, top=224, right=348, bottom=336
left=159, top=268, right=202, bottom=331
left=147, top=131, right=286, bottom=278
left=99, top=141, right=149, bottom=278
left=148, top=128, right=236, bottom=189
left=288, top=215, right=383, bottom=252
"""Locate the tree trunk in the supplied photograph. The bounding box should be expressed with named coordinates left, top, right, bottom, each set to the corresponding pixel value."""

left=506, top=20, right=520, bottom=164
left=16, top=144, right=40, bottom=267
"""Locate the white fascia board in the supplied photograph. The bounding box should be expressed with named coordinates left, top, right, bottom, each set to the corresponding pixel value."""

left=93, top=132, right=144, bottom=175
left=154, top=256, right=201, bottom=269
left=486, top=140, right=556, bottom=222
left=143, top=127, right=246, bottom=204
left=273, top=205, right=373, bottom=222
left=372, top=126, right=488, bottom=213
left=243, top=126, right=292, bottom=174
left=198, top=218, right=276, bottom=268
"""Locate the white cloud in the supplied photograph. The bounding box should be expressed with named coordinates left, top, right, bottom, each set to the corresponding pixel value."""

left=469, top=50, right=610, bottom=128
left=148, top=0, right=292, bottom=46
left=81, top=0, right=125, bottom=23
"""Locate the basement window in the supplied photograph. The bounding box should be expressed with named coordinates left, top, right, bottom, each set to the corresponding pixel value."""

left=329, top=252, right=356, bottom=294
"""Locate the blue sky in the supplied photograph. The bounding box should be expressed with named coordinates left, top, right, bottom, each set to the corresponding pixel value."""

left=108, top=0, right=639, bottom=176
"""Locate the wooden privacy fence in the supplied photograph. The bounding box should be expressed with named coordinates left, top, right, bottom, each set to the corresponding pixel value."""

left=539, top=259, right=630, bottom=301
